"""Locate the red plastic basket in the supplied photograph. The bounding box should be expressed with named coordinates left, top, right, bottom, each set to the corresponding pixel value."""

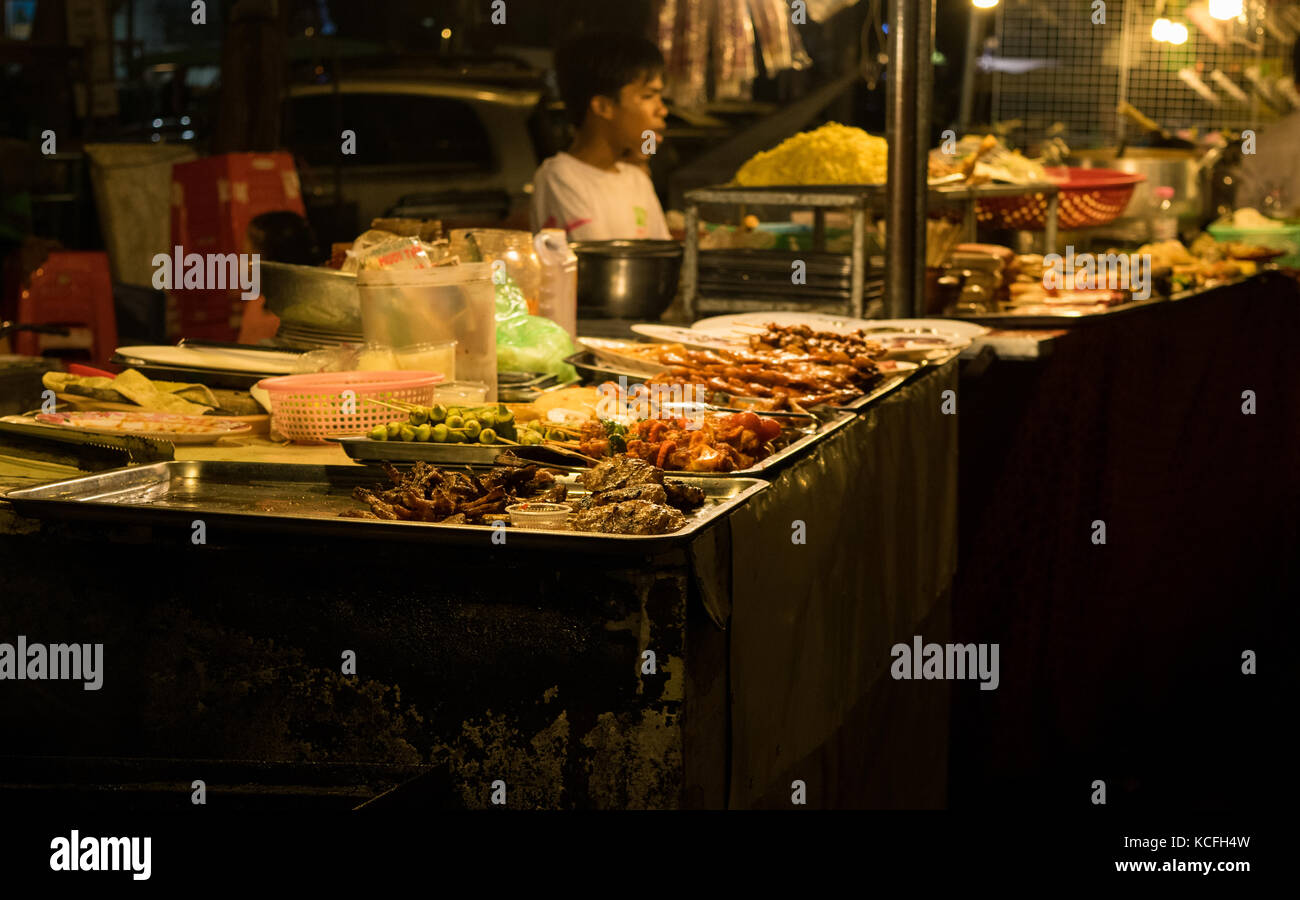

left=976, top=167, right=1145, bottom=231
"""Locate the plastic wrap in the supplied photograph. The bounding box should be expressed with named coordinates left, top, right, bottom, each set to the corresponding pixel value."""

left=749, top=0, right=811, bottom=75
left=806, top=0, right=857, bottom=22
left=494, top=273, right=578, bottom=380
left=664, top=0, right=709, bottom=109
left=713, top=0, right=757, bottom=100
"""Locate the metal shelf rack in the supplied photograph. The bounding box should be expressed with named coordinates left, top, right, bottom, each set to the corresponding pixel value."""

left=682, top=181, right=1062, bottom=320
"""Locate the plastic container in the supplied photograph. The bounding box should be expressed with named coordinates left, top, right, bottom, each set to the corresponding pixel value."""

left=1206, top=222, right=1300, bottom=266
left=450, top=229, right=541, bottom=313
left=534, top=229, right=578, bottom=338
left=432, top=381, right=490, bottom=404
left=505, top=502, right=573, bottom=530
left=1149, top=186, right=1178, bottom=242
left=258, top=370, right=442, bottom=444
left=394, top=340, right=456, bottom=380
left=357, top=263, right=497, bottom=400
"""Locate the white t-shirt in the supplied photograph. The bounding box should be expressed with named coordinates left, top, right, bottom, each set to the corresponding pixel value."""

left=530, top=152, right=670, bottom=241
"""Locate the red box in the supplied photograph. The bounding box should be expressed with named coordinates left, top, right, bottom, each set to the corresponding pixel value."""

left=16, top=251, right=117, bottom=367
left=171, top=152, right=305, bottom=255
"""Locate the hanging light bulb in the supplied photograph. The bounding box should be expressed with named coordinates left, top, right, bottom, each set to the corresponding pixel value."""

left=972, top=0, right=999, bottom=8
left=1208, top=0, right=1243, bottom=21
left=1168, top=22, right=1190, bottom=44
left=1152, top=17, right=1173, bottom=41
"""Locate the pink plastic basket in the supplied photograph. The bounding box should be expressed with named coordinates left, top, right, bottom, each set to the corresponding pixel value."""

left=258, top=371, right=443, bottom=444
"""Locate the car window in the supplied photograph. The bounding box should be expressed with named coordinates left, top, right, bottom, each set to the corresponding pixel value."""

left=285, top=93, right=495, bottom=171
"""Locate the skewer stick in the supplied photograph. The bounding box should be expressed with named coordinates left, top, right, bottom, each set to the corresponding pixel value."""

left=365, top=397, right=418, bottom=413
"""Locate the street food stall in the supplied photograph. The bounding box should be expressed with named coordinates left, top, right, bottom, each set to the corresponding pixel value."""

left=0, top=0, right=1292, bottom=821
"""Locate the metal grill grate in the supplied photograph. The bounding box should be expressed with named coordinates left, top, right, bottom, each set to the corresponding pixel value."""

left=989, top=0, right=1300, bottom=149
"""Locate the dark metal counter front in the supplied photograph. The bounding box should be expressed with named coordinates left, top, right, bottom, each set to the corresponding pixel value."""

left=0, top=363, right=960, bottom=810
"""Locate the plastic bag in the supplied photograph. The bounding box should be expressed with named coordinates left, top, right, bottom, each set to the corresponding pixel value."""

left=494, top=272, right=577, bottom=380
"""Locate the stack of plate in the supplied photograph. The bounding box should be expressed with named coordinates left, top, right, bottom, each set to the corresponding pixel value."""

left=274, top=323, right=364, bottom=350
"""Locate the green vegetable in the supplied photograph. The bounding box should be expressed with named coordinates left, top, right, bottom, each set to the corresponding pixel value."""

left=431, top=423, right=449, bottom=442
left=446, top=429, right=466, bottom=443
left=446, top=414, right=464, bottom=429
left=478, top=410, right=497, bottom=428
left=368, top=425, right=389, bottom=441
left=464, top=419, right=482, bottom=439
left=519, top=430, right=542, bottom=446
left=409, top=406, right=430, bottom=426
left=386, top=421, right=403, bottom=439
left=545, top=428, right=566, bottom=442
left=398, top=424, right=416, bottom=442
left=479, top=428, right=498, bottom=444
left=414, top=423, right=432, bottom=442
left=495, top=407, right=515, bottom=426
left=429, top=403, right=448, bottom=423
left=609, top=433, right=627, bottom=453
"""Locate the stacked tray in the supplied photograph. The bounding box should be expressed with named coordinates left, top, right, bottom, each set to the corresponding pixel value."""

left=698, top=250, right=883, bottom=304
left=334, top=409, right=855, bottom=478
left=3, top=461, right=766, bottom=551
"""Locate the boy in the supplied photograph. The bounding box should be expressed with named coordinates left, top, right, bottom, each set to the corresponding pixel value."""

left=531, top=32, right=671, bottom=241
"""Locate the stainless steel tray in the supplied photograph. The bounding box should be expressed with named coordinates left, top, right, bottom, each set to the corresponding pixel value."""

left=334, top=410, right=855, bottom=478
left=565, top=349, right=920, bottom=414
left=333, top=438, right=585, bottom=468
left=4, top=461, right=767, bottom=551
left=944, top=295, right=1170, bottom=328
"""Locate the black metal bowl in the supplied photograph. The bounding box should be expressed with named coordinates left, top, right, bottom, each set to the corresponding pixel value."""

left=571, top=240, right=683, bottom=320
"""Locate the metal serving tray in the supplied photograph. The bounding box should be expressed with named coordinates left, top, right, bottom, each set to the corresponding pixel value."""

left=333, top=438, right=585, bottom=468
left=334, top=410, right=855, bottom=479
left=564, top=349, right=921, bottom=414
left=4, top=461, right=767, bottom=551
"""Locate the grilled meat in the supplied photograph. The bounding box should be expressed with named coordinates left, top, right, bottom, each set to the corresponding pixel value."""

left=571, top=500, right=686, bottom=535
left=347, top=459, right=564, bottom=523
left=575, top=483, right=669, bottom=510
left=577, top=456, right=663, bottom=493
left=662, top=481, right=705, bottom=511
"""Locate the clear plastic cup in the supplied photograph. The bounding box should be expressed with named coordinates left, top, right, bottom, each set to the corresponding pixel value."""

left=505, top=502, right=572, bottom=530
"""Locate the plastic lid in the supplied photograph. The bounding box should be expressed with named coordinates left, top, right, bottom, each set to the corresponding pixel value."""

left=1155, top=186, right=1176, bottom=199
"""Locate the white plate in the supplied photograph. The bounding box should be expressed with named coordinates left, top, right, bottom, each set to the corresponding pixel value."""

left=874, top=359, right=920, bottom=377
left=576, top=337, right=670, bottom=375
left=116, top=345, right=302, bottom=375
left=627, top=324, right=748, bottom=351
left=33, top=411, right=253, bottom=444
left=688, top=313, right=990, bottom=342
left=862, top=331, right=973, bottom=361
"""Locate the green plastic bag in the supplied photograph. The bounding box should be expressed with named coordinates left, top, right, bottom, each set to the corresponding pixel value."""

left=494, top=273, right=577, bottom=380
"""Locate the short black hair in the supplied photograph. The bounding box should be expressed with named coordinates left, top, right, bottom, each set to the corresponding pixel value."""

left=556, top=31, right=664, bottom=128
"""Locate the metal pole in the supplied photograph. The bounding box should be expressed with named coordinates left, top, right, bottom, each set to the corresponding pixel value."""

left=850, top=205, right=866, bottom=318
left=885, top=0, right=920, bottom=318
left=913, top=0, right=934, bottom=315
left=958, top=7, right=983, bottom=130
left=683, top=202, right=699, bottom=321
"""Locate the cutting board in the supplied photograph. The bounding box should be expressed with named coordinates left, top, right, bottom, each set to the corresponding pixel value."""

left=55, top=394, right=271, bottom=435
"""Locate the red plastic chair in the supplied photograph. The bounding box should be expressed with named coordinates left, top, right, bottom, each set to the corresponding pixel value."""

left=15, top=251, right=117, bottom=368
